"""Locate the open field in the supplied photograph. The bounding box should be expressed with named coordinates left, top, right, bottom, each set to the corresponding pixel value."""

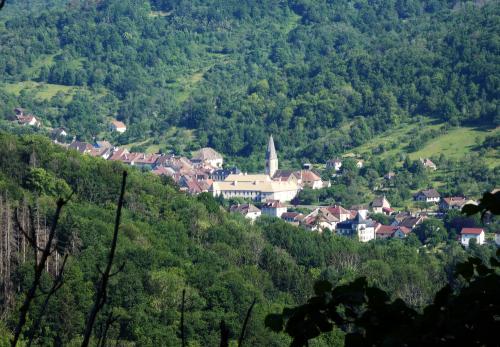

left=343, top=118, right=499, bottom=168
left=1, top=81, right=75, bottom=101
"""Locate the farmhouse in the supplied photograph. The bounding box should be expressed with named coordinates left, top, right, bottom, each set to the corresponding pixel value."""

left=439, top=197, right=468, bottom=211
left=414, top=189, right=440, bottom=203
left=460, top=228, right=485, bottom=247
left=261, top=200, right=287, bottom=218
left=230, top=204, right=261, bottom=222
left=110, top=119, right=127, bottom=133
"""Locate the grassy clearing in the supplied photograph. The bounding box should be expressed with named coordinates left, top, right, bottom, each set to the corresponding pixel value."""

left=2, top=81, right=74, bottom=100
left=344, top=118, right=498, bottom=168
left=408, top=126, right=499, bottom=161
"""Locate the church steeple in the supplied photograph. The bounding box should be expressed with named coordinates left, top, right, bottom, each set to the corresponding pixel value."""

left=266, top=135, right=278, bottom=177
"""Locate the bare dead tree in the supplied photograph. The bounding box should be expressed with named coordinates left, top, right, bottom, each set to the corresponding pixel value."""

left=180, top=289, right=186, bottom=347
left=11, top=196, right=70, bottom=347
left=219, top=320, right=229, bottom=347
left=27, top=254, right=69, bottom=347
left=237, top=298, right=256, bottom=347
left=81, top=171, right=127, bottom=347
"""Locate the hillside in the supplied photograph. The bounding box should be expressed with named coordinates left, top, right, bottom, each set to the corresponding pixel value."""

left=340, top=118, right=499, bottom=168
left=0, top=0, right=499, bottom=170
left=0, top=133, right=484, bottom=345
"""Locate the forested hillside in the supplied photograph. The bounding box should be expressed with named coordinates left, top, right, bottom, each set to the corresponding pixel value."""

left=1, top=0, right=499, bottom=169
left=1, top=133, right=494, bottom=345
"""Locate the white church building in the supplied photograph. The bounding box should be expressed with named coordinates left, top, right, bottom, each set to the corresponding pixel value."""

left=210, top=135, right=300, bottom=202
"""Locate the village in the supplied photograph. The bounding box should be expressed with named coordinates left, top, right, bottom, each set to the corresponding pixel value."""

left=12, top=108, right=499, bottom=248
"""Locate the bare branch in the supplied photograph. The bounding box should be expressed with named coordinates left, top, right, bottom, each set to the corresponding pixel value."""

left=27, top=254, right=69, bottom=347
left=220, top=320, right=229, bottom=347
left=14, top=209, right=44, bottom=253
left=11, top=197, right=70, bottom=347
left=238, top=298, right=256, bottom=347
left=81, top=171, right=127, bottom=347
left=180, top=289, right=186, bottom=347
left=109, top=262, right=125, bottom=278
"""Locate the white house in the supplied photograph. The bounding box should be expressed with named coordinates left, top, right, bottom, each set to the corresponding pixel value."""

left=414, top=189, right=440, bottom=203
left=229, top=204, right=261, bottom=222
left=17, top=114, right=41, bottom=127
left=326, top=158, right=342, bottom=172
left=336, top=214, right=376, bottom=242
left=110, top=119, right=127, bottom=133
left=302, top=208, right=339, bottom=232
left=460, top=228, right=485, bottom=247
left=420, top=158, right=437, bottom=170
left=192, top=147, right=223, bottom=168
left=261, top=200, right=287, bottom=218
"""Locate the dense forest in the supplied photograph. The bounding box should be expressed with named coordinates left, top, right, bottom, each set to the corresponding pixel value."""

left=0, top=133, right=496, bottom=345
left=0, top=0, right=499, bottom=169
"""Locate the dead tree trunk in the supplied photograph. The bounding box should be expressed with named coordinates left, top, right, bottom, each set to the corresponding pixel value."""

left=81, top=171, right=127, bottom=347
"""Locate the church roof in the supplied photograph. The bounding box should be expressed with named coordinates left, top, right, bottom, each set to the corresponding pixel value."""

left=266, top=135, right=277, bottom=160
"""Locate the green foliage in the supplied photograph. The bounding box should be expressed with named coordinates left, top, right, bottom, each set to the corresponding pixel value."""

left=266, top=250, right=500, bottom=347
left=0, top=133, right=471, bottom=345
left=0, top=0, right=498, bottom=164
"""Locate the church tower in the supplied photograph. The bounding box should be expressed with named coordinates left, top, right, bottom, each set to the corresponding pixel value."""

left=265, top=135, right=278, bottom=177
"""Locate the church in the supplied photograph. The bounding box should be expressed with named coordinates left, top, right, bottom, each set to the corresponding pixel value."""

left=210, top=135, right=301, bottom=202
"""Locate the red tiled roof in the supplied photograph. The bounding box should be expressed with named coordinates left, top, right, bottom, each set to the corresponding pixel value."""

left=111, top=120, right=126, bottom=129
left=460, top=228, right=484, bottom=235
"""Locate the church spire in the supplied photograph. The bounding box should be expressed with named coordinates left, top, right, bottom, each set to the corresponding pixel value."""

left=266, top=135, right=277, bottom=160
left=266, top=135, right=278, bottom=177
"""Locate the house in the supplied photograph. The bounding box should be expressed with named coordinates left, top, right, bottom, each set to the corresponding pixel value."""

left=191, top=147, right=223, bottom=168
left=95, top=140, right=113, bottom=149
left=294, top=170, right=327, bottom=189
left=414, top=189, right=440, bottom=203
left=439, top=197, right=468, bottom=211
left=151, top=166, right=176, bottom=177
left=110, top=119, right=127, bottom=133
left=51, top=128, right=68, bottom=141
left=384, top=172, right=396, bottom=180
left=302, top=208, right=339, bottom=232
left=460, top=228, right=485, bottom=247
left=229, top=204, right=261, bottom=222
left=356, top=159, right=364, bottom=169
left=210, top=167, right=241, bottom=181
left=420, top=158, right=437, bottom=170
left=88, top=147, right=113, bottom=160
left=326, top=158, right=342, bottom=172
left=273, top=170, right=299, bottom=184
left=336, top=213, right=377, bottom=242
left=68, top=141, right=93, bottom=154
left=261, top=200, right=287, bottom=218
left=370, top=195, right=392, bottom=215
left=397, top=216, right=426, bottom=230
left=392, top=226, right=411, bottom=238
left=17, top=114, right=41, bottom=127
left=495, top=232, right=500, bottom=247
left=350, top=205, right=369, bottom=219
left=326, top=205, right=351, bottom=222
left=108, top=148, right=130, bottom=161
left=281, top=212, right=304, bottom=226
left=375, top=225, right=410, bottom=239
